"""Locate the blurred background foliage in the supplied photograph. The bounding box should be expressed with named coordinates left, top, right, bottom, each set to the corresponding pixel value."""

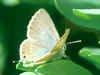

left=0, top=0, right=100, bottom=75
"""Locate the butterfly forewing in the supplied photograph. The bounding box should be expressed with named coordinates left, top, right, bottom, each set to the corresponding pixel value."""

left=27, top=9, right=60, bottom=49
left=20, top=9, right=61, bottom=64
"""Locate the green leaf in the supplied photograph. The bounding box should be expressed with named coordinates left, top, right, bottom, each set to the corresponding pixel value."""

left=20, top=72, right=36, bottom=75
left=34, top=60, right=92, bottom=75
left=79, top=47, right=100, bottom=70
left=16, top=62, right=37, bottom=72
left=54, top=0, right=100, bottom=30
left=73, top=9, right=92, bottom=20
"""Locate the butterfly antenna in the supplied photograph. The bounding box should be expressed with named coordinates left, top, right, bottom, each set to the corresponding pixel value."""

left=12, top=60, right=18, bottom=64
left=67, top=40, right=82, bottom=45
left=12, top=60, right=21, bottom=64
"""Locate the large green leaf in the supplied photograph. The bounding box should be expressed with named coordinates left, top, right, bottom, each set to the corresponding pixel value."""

left=20, top=72, right=36, bottom=75
left=79, top=47, right=100, bottom=70
left=34, top=60, right=92, bottom=75
left=54, top=0, right=100, bottom=30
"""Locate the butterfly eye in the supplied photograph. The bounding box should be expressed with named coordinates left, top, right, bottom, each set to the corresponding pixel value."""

left=23, top=56, right=26, bottom=58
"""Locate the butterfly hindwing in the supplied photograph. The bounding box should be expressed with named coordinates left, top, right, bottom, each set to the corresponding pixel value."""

left=20, top=39, right=50, bottom=64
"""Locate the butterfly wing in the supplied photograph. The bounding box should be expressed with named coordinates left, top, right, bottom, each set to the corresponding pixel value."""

left=27, top=9, right=60, bottom=49
left=37, top=28, right=70, bottom=62
left=20, top=9, right=60, bottom=64
left=20, top=39, right=50, bottom=64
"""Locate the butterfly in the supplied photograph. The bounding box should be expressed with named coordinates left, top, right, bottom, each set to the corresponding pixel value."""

left=19, top=8, right=70, bottom=67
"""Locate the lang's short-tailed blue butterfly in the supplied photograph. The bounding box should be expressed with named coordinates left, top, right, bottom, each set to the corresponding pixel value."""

left=19, top=8, right=70, bottom=67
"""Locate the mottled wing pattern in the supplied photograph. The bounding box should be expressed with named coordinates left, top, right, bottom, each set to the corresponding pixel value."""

left=20, top=39, right=50, bottom=64
left=20, top=9, right=60, bottom=64
left=27, top=9, right=60, bottom=49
